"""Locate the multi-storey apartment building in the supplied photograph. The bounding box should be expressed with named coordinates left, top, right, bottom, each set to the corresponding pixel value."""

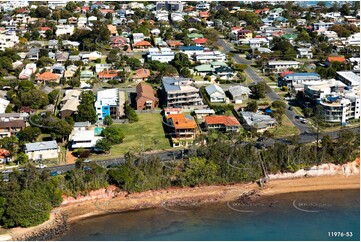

left=0, top=31, right=19, bottom=51
left=95, top=89, right=125, bottom=120
left=162, top=77, right=203, bottom=108
left=166, top=113, right=197, bottom=147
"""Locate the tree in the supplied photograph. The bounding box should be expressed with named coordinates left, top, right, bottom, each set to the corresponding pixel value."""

left=103, top=115, right=113, bottom=126
left=102, top=126, right=125, bottom=144
left=246, top=100, right=258, bottom=112
left=36, top=57, right=54, bottom=68
left=171, top=53, right=191, bottom=71
left=340, top=3, right=350, bottom=16
left=125, top=105, right=139, bottom=123
left=272, top=100, right=287, bottom=110
left=20, top=90, right=49, bottom=109
left=16, top=153, right=29, bottom=165
left=18, top=80, right=35, bottom=95
left=178, top=157, right=219, bottom=187
left=0, top=136, right=19, bottom=154
left=35, top=6, right=51, bottom=18
left=65, top=1, right=77, bottom=11
left=48, top=90, right=59, bottom=104
left=51, top=120, right=72, bottom=142
left=76, top=104, right=97, bottom=123
left=95, top=139, right=111, bottom=153
left=251, top=81, right=266, bottom=99
left=17, top=127, right=41, bottom=142
left=68, top=77, right=80, bottom=88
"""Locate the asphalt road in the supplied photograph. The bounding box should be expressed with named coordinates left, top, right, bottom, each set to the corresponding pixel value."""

left=217, top=39, right=310, bottom=134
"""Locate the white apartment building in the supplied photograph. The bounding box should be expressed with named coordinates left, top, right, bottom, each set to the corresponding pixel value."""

left=55, top=25, right=74, bottom=36
left=195, top=51, right=226, bottom=63
left=297, top=48, right=313, bottom=59
left=313, top=22, right=334, bottom=31
left=132, top=33, right=145, bottom=44
left=147, top=48, right=175, bottom=63
left=343, top=32, right=361, bottom=46
left=240, top=38, right=269, bottom=49
left=94, top=89, right=124, bottom=120
left=162, top=76, right=203, bottom=107
left=266, top=61, right=300, bottom=73
left=0, top=31, right=19, bottom=51
left=336, top=71, right=360, bottom=88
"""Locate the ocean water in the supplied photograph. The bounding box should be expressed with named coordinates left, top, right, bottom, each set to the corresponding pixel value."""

left=58, top=189, right=360, bottom=241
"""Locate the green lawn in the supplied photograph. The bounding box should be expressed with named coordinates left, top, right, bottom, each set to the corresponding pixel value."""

left=269, top=115, right=300, bottom=138
left=103, top=113, right=171, bottom=157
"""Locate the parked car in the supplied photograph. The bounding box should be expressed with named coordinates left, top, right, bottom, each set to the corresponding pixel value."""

left=35, top=164, right=47, bottom=169
left=1, top=169, right=12, bottom=174
left=301, top=119, right=308, bottom=124
left=83, top=159, right=92, bottom=163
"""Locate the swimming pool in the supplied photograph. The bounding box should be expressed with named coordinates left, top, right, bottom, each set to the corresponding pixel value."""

left=94, top=127, right=103, bottom=136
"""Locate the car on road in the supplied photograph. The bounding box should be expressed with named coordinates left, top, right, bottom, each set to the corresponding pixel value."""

left=35, top=164, right=47, bottom=169
left=246, top=54, right=252, bottom=59
left=295, top=115, right=304, bottom=120
left=301, top=119, right=308, bottom=124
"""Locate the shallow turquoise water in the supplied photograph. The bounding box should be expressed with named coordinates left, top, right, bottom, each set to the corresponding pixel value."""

left=94, top=127, right=103, bottom=136
left=58, top=189, right=360, bottom=241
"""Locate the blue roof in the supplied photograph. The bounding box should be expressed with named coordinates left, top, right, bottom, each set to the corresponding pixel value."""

left=179, top=46, right=204, bottom=51
left=285, top=73, right=320, bottom=78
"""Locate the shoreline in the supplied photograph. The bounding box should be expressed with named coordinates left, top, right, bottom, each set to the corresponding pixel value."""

left=7, top=172, right=360, bottom=240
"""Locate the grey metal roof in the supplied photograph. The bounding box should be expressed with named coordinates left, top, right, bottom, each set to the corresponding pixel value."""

left=74, top=121, right=91, bottom=127
left=205, top=84, right=225, bottom=95
left=25, top=141, right=58, bottom=152
left=162, top=76, right=191, bottom=92
left=228, top=86, right=252, bottom=97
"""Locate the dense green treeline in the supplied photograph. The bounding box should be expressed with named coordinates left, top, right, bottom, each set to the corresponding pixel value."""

left=0, top=129, right=359, bottom=228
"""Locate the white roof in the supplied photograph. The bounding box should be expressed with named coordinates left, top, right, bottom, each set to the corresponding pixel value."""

left=268, top=61, right=300, bottom=65
left=337, top=71, right=360, bottom=86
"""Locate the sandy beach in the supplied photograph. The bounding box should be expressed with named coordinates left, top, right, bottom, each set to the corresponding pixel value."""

left=6, top=173, right=360, bottom=240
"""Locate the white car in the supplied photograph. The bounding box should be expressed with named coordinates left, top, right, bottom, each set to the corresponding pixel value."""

left=35, top=164, right=47, bottom=169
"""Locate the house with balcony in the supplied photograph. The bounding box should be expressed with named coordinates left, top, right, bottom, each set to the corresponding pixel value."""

left=0, top=120, right=26, bottom=138
left=162, top=76, right=203, bottom=108
left=204, top=115, right=241, bottom=133
left=266, top=61, right=300, bottom=74
left=55, top=25, right=74, bottom=36
left=95, top=88, right=125, bottom=120
left=136, top=82, right=158, bottom=110
left=147, top=47, right=175, bottom=63
left=296, top=48, right=313, bottom=59
left=166, top=113, right=197, bottom=147
left=0, top=31, right=19, bottom=51
left=25, top=140, right=59, bottom=161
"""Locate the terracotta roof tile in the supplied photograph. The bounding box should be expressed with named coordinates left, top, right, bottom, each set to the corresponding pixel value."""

left=205, top=115, right=240, bottom=127
left=133, top=41, right=152, bottom=47
left=327, top=56, right=346, bottom=63
left=167, top=113, right=197, bottom=129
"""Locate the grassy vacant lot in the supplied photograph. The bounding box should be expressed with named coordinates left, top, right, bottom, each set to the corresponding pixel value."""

left=269, top=115, right=300, bottom=138
left=106, top=113, right=171, bottom=157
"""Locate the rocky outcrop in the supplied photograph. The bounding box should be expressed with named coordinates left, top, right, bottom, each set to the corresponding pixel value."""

left=11, top=213, right=68, bottom=241
left=268, top=159, right=359, bottom=180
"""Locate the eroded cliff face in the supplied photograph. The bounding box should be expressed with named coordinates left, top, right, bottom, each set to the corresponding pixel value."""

left=268, top=158, right=360, bottom=180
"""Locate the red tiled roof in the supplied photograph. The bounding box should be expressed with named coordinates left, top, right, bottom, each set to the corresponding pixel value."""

left=99, top=70, right=119, bottom=79
left=133, top=40, right=152, bottom=47
left=280, top=71, right=295, bottom=77
left=136, top=82, right=158, bottom=101
left=193, top=38, right=208, bottom=44
left=327, top=56, right=346, bottom=63
left=167, top=113, right=197, bottom=129
left=205, top=116, right=241, bottom=127
left=36, top=72, right=59, bottom=81
left=82, top=6, right=90, bottom=11
left=0, top=149, right=11, bottom=158
left=40, top=27, right=51, bottom=31
left=133, top=68, right=151, bottom=79
left=167, top=40, right=184, bottom=47
left=199, top=11, right=209, bottom=18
